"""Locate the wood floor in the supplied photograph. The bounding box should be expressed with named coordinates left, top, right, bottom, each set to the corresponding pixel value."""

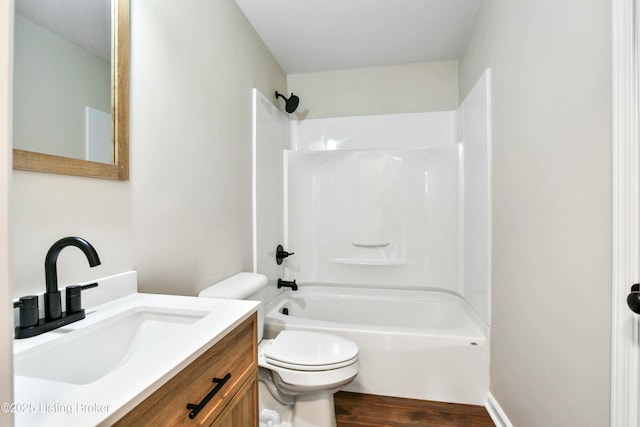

left=334, top=392, right=495, bottom=427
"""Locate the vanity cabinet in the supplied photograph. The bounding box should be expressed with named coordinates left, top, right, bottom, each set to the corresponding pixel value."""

left=114, top=313, right=258, bottom=426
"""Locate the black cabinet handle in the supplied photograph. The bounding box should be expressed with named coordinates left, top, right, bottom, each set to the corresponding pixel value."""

left=186, top=373, right=231, bottom=419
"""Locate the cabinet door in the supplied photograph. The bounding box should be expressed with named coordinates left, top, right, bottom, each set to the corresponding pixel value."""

left=213, top=371, right=258, bottom=427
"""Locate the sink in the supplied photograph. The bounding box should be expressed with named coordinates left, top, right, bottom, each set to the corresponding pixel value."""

left=11, top=278, right=260, bottom=427
left=14, top=306, right=209, bottom=385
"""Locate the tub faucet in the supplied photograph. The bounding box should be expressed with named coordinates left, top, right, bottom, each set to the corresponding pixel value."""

left=278, top=279, right=298, bottom=291
left=276, top=245, right=295, bottom=265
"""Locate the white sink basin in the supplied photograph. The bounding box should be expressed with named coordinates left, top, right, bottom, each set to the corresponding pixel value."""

left=14, top=306, right=209, bottom=384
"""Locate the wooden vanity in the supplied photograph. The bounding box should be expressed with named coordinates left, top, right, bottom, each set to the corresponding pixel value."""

left=114, top=314, right=258, bottom=426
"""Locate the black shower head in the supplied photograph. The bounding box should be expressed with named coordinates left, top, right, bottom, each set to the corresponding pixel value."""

left=275, top=91, right=300, bottom=114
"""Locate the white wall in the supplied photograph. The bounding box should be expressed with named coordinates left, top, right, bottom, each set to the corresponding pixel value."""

left=130, top=0, right=287, bottom=296
left=459, top=0, right=611, bottom=425
left=11, top=172, right=133, bottom=297
left=287, top=60, right=459, bottom=119
left=0, top=1, right=13, bottom=425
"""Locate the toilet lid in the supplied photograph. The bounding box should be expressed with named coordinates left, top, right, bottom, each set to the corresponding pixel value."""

left=264, top=331, right=359, bottom=372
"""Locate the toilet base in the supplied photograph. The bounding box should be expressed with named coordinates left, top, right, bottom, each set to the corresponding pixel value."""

left=259, top=377, right=338, bottom=427
left=259, top=380, right=294, bottom=427
left=292, top=391, right=336, bottom=427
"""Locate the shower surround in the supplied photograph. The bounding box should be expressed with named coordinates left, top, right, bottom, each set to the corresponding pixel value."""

left=252, top=70, right=491, bottom=403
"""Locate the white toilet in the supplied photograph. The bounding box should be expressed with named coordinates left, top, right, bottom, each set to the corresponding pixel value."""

left=199, top=273, right=360, bottom=427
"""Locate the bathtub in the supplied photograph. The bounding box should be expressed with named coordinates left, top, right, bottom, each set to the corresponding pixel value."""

left=264, top=285, right=489, bottom=405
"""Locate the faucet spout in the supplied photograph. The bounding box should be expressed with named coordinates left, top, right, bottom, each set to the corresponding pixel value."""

left=44, top=237, right=101, bottom=320
left=277, top=279, right=298, bottom=291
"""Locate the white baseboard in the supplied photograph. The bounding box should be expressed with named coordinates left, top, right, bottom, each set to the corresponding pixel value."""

left=485, top=393, right=514, bottom=427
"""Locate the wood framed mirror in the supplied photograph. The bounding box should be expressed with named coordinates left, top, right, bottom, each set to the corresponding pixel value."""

left=12, top=0, right=129, bottom=180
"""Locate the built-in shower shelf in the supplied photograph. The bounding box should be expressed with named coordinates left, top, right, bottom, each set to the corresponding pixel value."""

left=328, top=258, right=415, bottom=266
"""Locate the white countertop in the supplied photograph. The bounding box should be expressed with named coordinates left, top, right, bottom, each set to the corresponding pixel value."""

left=12, top=276, right=258, bottom=427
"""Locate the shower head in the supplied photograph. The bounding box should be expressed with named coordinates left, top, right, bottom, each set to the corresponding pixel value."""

left=275, top=91, right=300, bottom=114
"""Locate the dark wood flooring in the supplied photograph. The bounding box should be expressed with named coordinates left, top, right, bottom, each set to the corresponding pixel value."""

left=334, top=392, right=495, bottom=427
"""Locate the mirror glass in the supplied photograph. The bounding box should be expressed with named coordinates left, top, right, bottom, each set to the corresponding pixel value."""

left=12, top=0, right=129, bottom=180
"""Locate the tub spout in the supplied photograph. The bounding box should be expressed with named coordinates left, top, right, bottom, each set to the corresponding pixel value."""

left=278, top=279, right=298, bottom=291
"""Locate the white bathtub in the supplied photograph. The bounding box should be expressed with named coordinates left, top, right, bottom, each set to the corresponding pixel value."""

left=264, top=285, right=489, bottom=405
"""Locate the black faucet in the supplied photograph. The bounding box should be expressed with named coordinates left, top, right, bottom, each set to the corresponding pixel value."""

left=13, top=237, right=101, bottom=339
left=44, top=237, right=101, bottom=321
left=276, top=245, right=295, bottom=265
left=277, top=279, right=298, bottom=291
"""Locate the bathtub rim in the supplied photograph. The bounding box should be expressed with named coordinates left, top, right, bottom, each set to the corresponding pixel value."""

left=264, top=283, right=488, bottom=340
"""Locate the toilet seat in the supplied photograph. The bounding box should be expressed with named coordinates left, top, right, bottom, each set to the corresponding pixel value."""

left=258, top=331, right=360, bottom=392
left=263, top=330, right=359, bottom=371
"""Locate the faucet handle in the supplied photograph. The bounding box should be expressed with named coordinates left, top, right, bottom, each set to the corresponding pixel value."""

left=13, top=295, right=39, bottom=328
left=276, top=245, right=295, bottom=265
left=65, top=283, right=98, bottom=314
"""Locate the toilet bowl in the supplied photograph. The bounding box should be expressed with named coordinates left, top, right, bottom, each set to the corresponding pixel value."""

left=199, top=273, right=359, bottom=427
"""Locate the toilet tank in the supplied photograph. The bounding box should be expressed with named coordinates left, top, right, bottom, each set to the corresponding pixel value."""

left=198, top=272, right=267, bottom=341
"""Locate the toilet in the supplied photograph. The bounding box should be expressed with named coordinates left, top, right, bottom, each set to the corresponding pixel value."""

left=198, top=273, right=360, bottom=427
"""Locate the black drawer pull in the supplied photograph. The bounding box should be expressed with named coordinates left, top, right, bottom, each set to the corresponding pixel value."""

left=186, top=373, right=231, bottom=419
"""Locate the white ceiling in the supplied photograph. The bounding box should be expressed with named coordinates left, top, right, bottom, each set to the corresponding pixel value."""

left=234, top=0, right=485, bottom=74
left=15, top=0, right=111, bottom=62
